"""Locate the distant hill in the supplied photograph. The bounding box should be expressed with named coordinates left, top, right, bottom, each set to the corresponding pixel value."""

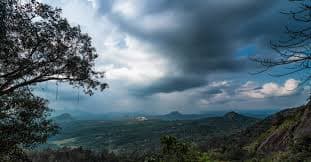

left=54, top=109, right=274, bottom=121
left=224, top=111, right=241, bottom=119
left=147, top=111, right=220, bottom=121
left=46, top=112, right=259, bottom=153
left=52, top=113, right=74, bottom=123
left=165, top=111, right=183, bottom=117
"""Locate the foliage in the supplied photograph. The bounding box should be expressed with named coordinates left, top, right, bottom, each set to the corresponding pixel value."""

left=0, top=0, right=107, bottom=160
left=30, top=136, right=217, bottom=162
left=29, top=147, right=121, bottom=162
left=143, top=135, right=219, bottom=162
left=29, top=130, right=311, bottom=162
left=156, top=135, right=201, bottom=162
left=0, top=89, right=58, bottom=161
left=0, top=0, right=107, bottom=95
left=45, top=113, right=258, bottom=153
left=290, top=136, right=311, bottom=160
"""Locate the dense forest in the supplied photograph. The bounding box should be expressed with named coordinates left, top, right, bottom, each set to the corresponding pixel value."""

left=29, top=105, right=311, bottom=162
left=44, top=112, right=258, bottom=153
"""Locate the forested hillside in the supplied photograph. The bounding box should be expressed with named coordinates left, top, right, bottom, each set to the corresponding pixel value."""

left=200, top=105, right=311, bottom=161
left=45, top=112, right=259, bottom=154
left=30, top=105, right=311, bottom=161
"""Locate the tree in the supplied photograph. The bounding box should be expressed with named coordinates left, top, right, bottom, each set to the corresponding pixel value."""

left=252, top=0, right=311, bottom=84
left=0, top=0, right=107, bottom=159
left=0, top=0, right=107, bottom=96
left=0, top=89, right=58, bottom=161
left=146, top=135, right=203, bottom=162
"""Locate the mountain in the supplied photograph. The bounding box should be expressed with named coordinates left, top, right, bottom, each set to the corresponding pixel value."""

left=46, top=112, right=258, bottom=153
left=201, top=105, right=311, bottom=161
left=191, top=111, right=260, bottom=134
left=166, top=111, right=183, bottom=117
left=52, top=113, right=75, bottom=123
left=53, top=109, right=273, bottom=121
left=151, top=111, right=185, bottom=120
left=147, top=111, right=220, bottom=121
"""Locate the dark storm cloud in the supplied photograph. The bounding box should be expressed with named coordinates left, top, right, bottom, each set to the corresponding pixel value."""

left=99, top=0, right=292, bottom=94
left=204, top=89, right=223, bottom=95
left=131, top=75, right=207, bottom=96
left=238, top=1, right=292, bottom=47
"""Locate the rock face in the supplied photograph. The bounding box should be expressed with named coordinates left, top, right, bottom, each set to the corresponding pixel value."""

left=294, top=106, right=311, bottom=138
left=251, top=105, right=311, bottom=154
left=200, top=105, right=311, bottom=161
left=256, top=124, right=294, bottom=153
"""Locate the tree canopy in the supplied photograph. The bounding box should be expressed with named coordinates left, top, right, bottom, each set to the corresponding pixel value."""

left=0, top=88, right=58, bottom=161
left=0, top=0, right=108, bottom=96
left=0, top=0, right=107, bottom=160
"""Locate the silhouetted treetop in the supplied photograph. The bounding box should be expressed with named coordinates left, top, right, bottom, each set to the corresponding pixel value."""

left=252, top=0, right=311, bottom=84
left=0, top=0, right=108, bottom=96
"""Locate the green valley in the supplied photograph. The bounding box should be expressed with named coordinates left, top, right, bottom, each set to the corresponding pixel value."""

left=46, top=112, right=259, bottom=154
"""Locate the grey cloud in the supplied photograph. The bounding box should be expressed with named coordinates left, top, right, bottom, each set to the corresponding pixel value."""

left=131, top=75, right=207, bottom=96
left=97, top=0, right=292, bottom=94
left=107, top=0, right=282, bottom=71
left=39, top=0, right=308, bottom=114
left=202, top=89, right=223, bottom=96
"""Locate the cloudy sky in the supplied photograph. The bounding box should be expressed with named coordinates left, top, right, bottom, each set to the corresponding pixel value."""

left=36, top=0, right=309, bottom=114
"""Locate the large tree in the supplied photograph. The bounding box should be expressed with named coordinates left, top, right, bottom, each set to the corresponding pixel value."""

left=0, top=0, right=107, bottom=95
left=0, top=0, right=107, bottom=160
left=252, top=0, right=311, bottom=84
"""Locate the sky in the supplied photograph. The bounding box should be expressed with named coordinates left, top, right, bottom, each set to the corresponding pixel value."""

left=35, top=0, right=309, bottom=114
